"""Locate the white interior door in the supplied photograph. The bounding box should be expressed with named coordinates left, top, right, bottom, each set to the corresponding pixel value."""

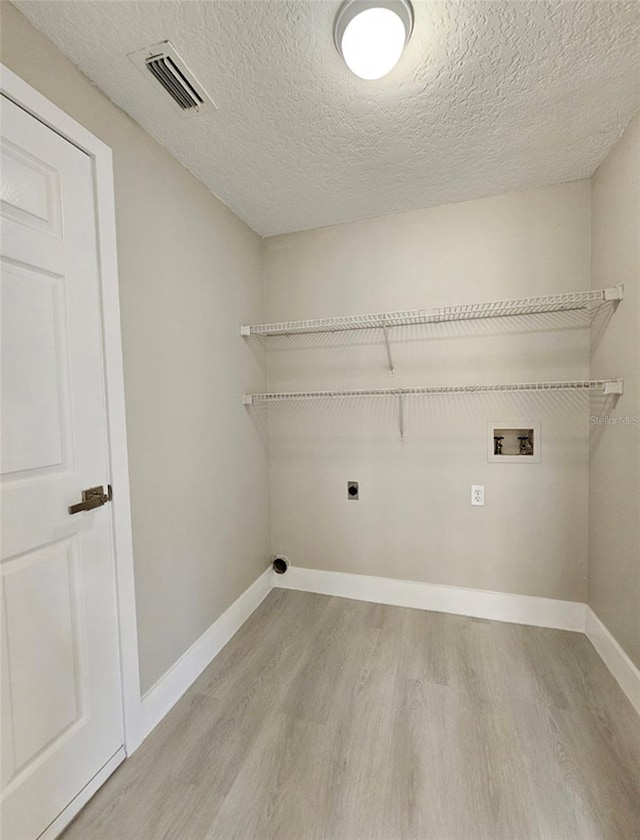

left=1, top=95, right=124, bottom=840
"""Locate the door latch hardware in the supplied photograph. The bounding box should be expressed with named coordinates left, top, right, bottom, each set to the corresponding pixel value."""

left=68, top=485, right=112, bottom=515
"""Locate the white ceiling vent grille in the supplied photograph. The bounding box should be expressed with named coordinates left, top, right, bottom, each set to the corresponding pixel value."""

left=128, top=41, right=215, bottom=116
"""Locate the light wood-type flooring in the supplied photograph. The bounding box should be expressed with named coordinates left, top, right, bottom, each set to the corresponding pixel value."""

left=62, top=589, right=640, bottom=840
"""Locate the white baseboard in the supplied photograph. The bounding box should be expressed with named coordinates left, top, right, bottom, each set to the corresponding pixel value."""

left=140, top=567, right=273, bottom=740
left=585, top=608, right=640, bottom=716
left=274, top=566, right=587, bottom=632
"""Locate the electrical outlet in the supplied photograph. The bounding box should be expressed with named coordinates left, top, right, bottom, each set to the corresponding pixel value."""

left=471, top=485, right=485, bottom=506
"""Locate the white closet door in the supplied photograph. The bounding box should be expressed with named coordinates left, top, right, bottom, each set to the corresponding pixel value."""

left=1, top=95, right=123, bottom=840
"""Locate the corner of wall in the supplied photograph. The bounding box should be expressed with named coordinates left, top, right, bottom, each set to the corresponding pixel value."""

left=587, top=110, right=640, bottom=671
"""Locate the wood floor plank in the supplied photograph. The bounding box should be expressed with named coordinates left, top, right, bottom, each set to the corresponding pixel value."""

left=62, top=590, right=640, bottom=840
left=398, top=609, right=450, bottom=686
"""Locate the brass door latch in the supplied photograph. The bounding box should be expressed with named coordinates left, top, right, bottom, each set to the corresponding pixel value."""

left=68, top=485, right=112, bottom=515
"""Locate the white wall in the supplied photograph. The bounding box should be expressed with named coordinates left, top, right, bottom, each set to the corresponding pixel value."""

left=1, top=3, right=271, bottom=694
left=589, top=112, right=640, bottom=669
left=263, top=182, right=592, bottom=602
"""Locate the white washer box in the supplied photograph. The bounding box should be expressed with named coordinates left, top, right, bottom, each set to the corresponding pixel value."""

left=488, top=421, right=541, bottom=463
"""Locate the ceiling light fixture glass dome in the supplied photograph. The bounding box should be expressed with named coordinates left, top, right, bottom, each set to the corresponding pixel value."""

left=334, top=0, right=414, bottom=80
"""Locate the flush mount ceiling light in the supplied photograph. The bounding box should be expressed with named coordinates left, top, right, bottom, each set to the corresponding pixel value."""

left=334, top=0, right=414, bottom=80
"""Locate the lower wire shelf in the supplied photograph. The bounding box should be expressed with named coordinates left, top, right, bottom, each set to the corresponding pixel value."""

left=243, top=379, right=624, bottom=405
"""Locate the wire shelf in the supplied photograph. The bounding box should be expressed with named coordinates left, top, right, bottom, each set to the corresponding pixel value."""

left=240, top=286, right=623, bottom=337
left=243, top=379, right=624, bottom=404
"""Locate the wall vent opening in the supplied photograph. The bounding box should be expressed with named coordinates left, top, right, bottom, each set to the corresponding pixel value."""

left=128, top=41, right=215, bottom=116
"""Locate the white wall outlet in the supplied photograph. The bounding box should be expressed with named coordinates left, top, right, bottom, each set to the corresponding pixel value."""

left=471, top=485, right=485, bottom=506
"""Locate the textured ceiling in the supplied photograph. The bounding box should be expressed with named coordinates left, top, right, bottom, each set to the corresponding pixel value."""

left=14, top=1, right=640, bottom=236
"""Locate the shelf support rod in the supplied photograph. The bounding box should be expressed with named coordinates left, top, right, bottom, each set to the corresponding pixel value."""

left=398, top=394, right=405, bottom=441
left=382, top=319, right=394, bottom=375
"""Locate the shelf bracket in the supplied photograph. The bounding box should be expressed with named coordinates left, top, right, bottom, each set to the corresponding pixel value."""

left=240, top=325, right=251, bottom=337
left=381, top=320, right=394, bottom=375
left=604, top=284, right=624, bottom=302
left=242, top=395, right=254, bottom=405
left=398, top=394, right=405, bottom=441
left=604, top=379, right=624, bottom=395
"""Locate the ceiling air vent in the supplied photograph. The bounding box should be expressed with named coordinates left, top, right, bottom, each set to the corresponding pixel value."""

left=128, top=41, right=215, bottom=116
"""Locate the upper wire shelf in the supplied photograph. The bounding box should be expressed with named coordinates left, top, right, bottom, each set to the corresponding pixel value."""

left=240, top=285, right=623, bottom=337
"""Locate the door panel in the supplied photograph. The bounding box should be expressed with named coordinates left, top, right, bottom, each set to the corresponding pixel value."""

left=0, top=137, right=62, bottom=236
left=1, top=262, right=67, bottom=475
left=1, top=95, right=124, bottom=840
left=2, top=538, right=87, bottom=785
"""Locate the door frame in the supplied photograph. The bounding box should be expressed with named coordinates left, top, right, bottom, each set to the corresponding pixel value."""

left=0, top=65, right=143, bottom=758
